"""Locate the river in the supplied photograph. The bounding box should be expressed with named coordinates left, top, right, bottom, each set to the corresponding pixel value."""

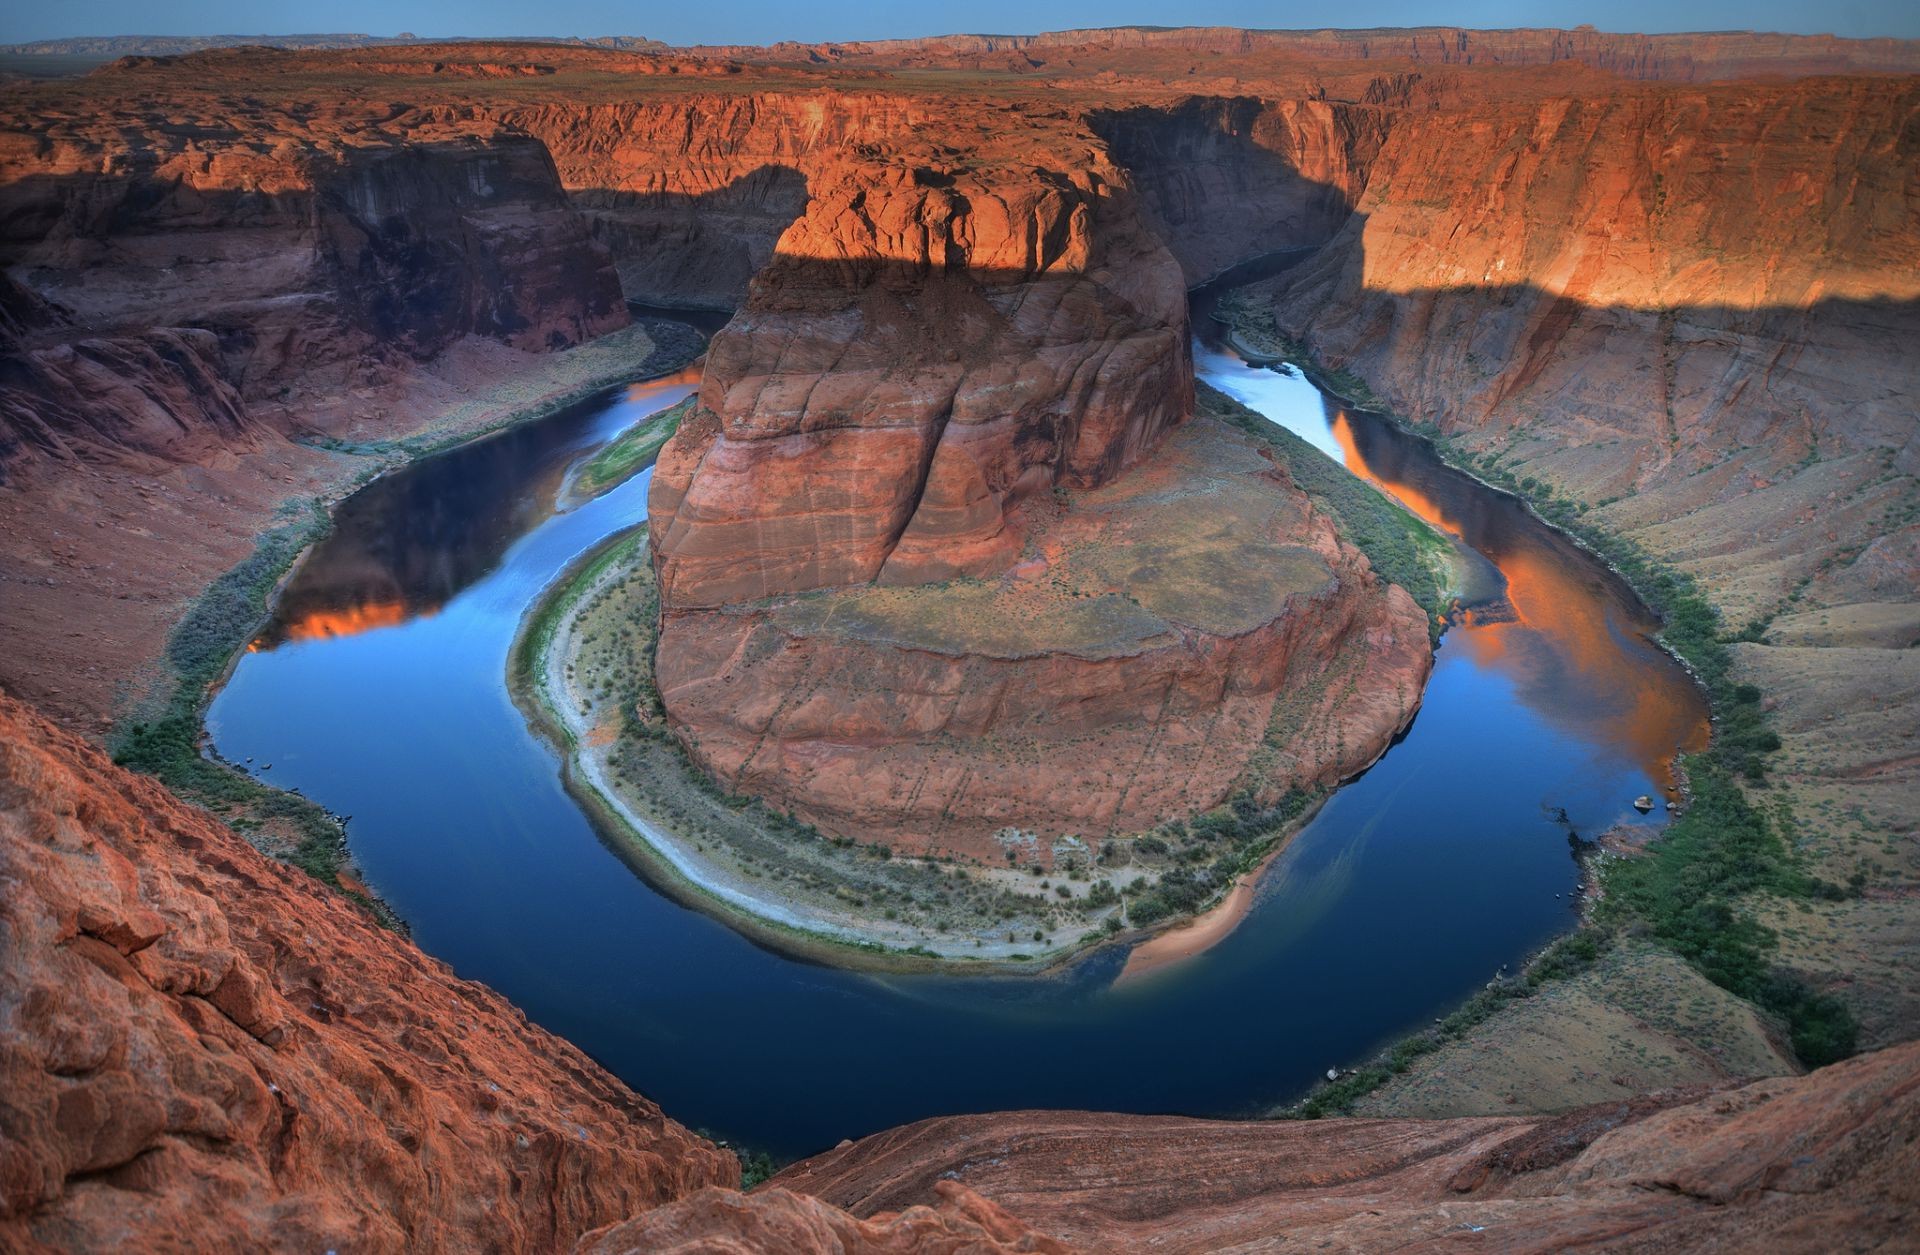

left=206, top=299, right=1707, bottom=1159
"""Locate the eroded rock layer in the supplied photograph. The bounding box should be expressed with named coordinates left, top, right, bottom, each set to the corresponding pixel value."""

left=0, top=694, right=734, bottom=1252
left=648, top=144, right=1191, bottom=606
left=774, top=1040, right=1920, bottom=1252
left=655, top=417, right=1431, bottom=852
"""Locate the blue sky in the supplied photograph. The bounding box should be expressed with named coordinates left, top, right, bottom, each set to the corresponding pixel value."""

left=5, top=0, right=1914, bottom=46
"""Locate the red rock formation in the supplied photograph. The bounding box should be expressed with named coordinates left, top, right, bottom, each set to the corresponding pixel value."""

left=0, top=694, right=734, bottom=1251
left=0, top=275, right=254, bottom=478
left=580, top=1181, right=1068, bottom=1254
left=649, top=148, right=1190, bottom=606
left=692, top=25, right=1920, bottom=81
left=654, top=418, right=1431, bottom=851
left=774, top=1040, right=1920, bottom=1251
left=0, top=115, right=626, bottom=409
left=1239, top=75, right=1920, bottom=577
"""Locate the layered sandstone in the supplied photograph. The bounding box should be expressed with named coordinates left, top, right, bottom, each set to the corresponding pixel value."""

left=1250, top=74, right=1920, bottom=518
left=775, top=1040, right=1920, bottom=1252
left=0, top=104, right=626, bottom=425
left=654, top=417, right=1430, bottom=851
left=648, top=147, right=1190, bottom=605
left=0, top=693, right=735, bottom=1251
left=0, top=274, right=255, bottom=477
left=580, top=1182, right=1067, bottom=1254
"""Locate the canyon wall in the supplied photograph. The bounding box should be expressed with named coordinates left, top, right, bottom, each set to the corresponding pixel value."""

left=704, top=27, right=1920, bottom=80
left=479, top=95, right=927, bottom=309
left=0, top=123, right=625, bottom=394
left=0, top=693, right=735, bottom=1251
left=1247, top=75, right=1920, bottom=614
left=1087, top=96, right=1389, bottom=282
left=0, top=95, right=627, bottom=482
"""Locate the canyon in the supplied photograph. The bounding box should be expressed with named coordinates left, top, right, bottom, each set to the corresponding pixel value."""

left=1, top=25, right=1917, bottom=1251
left=5, top=687, right=1916, bottom=1249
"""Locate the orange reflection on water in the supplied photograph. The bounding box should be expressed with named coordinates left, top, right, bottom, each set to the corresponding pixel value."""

left=272, top=600, right=424, bottom=646
left=1329, top=412, right=1710, bottom=783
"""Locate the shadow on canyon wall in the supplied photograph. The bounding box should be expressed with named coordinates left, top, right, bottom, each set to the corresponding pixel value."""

left=1089, top=98, right=1376, bottom=282
left=573, top=164, right=811, bottom=310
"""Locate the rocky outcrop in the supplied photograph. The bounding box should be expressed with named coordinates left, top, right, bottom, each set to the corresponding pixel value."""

left=0, top=275, right=254, bottom=478
left=649, top=146, right=1190, bottom=605
left=654, top=418, right=1431, bottom=852
left=0, top=694, right=734, bottom=1251
left=580, top=1182, right=1067, bottom=1254
left=775, top=1039, right=1920, bottom=1252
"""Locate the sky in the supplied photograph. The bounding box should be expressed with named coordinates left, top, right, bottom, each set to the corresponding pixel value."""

left=3, top=0, right=1914, bottom=46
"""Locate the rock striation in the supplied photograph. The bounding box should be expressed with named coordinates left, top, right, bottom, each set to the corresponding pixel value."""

left=774, top=1039, right=1920, bottom=1251
left=648, top=146, right=1191, bottom=606
left=0, top=105, right=626, bottom=475
left=654, top=418, right=1430, bottom=852
left=0, top=694, right=734, bottom=1251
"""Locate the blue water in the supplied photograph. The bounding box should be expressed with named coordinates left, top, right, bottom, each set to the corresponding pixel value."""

left=207, top=324, right=1703, bottom=1159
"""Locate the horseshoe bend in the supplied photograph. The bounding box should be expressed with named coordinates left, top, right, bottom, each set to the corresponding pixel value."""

left=1, top=21, right=1918, bottom=1253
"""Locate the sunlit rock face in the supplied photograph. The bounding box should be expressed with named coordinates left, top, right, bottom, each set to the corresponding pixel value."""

left=649, top=153, right=1192, bottom=607
left=1255, top=76, right=1920, bottom=507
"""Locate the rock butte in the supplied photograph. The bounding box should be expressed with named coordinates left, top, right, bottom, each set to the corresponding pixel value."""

left=655, top=416, right=1429, bottom=852
left=0, top=26, right=1917, bottom=1252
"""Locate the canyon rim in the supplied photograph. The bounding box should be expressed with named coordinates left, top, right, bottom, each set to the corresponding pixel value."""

left=2, top=16, right=1918, bottom=1254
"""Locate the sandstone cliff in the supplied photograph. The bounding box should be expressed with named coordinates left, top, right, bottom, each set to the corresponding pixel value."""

left=654, top=417, right=1430, bottom=851
left=0, top=274, right=255, bottom=478
left=0, top=694, right=735, bottom=1251
left=0, top=95, right=627, bottom=471
left=648, top=143, right=1190, bottom=605
left=1252, top=75, right=1920, bottom=531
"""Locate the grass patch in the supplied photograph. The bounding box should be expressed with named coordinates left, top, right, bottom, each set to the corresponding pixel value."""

left=572, top=395, right=693, bottom=500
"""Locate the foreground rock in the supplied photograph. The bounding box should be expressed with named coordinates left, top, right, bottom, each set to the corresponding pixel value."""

left=774, top=1039, right=1920, bottom=1252
left=580, top=1182, right=1067, bottom=1254
left=0, top=694, right=734, bottom=1251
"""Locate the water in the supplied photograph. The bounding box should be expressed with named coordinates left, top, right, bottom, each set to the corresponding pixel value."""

left=207, top=307, right=1706, bottom=1159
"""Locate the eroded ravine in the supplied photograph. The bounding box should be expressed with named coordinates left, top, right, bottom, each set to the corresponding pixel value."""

left=206, top=306, right=1706, bottom=1161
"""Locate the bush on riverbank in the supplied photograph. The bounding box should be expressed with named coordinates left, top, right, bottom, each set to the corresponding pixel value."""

left=1126, top=789, right=1311, bottom=927
left=112, top=504, right=365, bottom=894
left=572, top=395, right=694, bottom=500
